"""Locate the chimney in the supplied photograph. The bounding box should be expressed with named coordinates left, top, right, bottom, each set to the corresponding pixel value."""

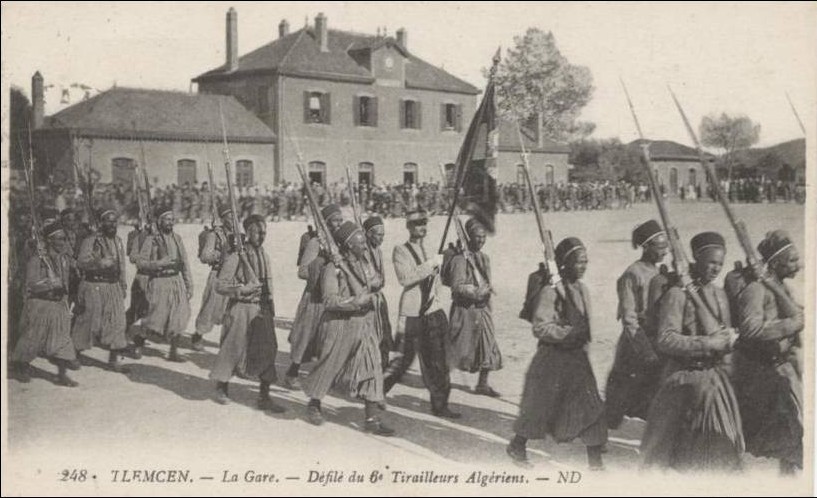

left=396, top=28, right=407, bottom=49
left=315, top=12, right=328, bottom=52
left=279, top=19, right=289, bottom=38
left=32, top=71, right=44, bottom=129
left=226, top=7, right=238, bottom=71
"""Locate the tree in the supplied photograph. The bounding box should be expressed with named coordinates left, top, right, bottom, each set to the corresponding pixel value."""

left=490, top=28, right=595, bottom=143
left=699, top=113, right=760, bottom=181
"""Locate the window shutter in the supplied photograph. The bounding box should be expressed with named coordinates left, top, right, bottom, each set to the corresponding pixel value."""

left=456, top=104, right=463, bottom=132
left=353, top=95, right=360, bottom=126
left=399, top=99, right=405, bottom=129
left=322, top=92, right=331, bottom=124
left=304, top=91, right=311, bottom=123
left=416, top=101, right=422, bottom=129
left=371, top=97, right=378, bottom=127
left=440, top=103, right=446, bottom=131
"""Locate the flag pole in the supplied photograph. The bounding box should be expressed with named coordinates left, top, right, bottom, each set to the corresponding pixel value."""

left=437, top=47, right=501, bottom=254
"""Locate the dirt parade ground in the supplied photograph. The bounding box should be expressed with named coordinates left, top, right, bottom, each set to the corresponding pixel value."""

left=4, top=201, right=809, bottom=495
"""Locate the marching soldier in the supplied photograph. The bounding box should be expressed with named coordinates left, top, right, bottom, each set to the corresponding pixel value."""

left=125, top=220, right=151, bottom=356
left=731, top=230, right=803, bottom=474
left=302, top=221, right=394, bottom=436
left=605, top=220, right=669, bottom=428
left=10, top=220, right=79, bottom=387
left=384, top=209, right=459, bottom=418
left=71, top=208, right=130, bottom=372
left=133, top=207, right=193, bottom=362
left=362, top=216, right=394, bottom=368
left=448, top=218, right=502, bottom=396
left=283, top=204, right=344, bottom=389
left=640, top=232, right=743, bottom=472
left=191, top=206, right=235, bottom=351
left=507, top=237, right=607, bottom=470
left=210, top=215, right=285, bottom=412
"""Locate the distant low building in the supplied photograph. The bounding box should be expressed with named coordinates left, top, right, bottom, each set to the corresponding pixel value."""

left=29, top=72, right=276, bottom=188
left=628, top=139, right=712, bottom=195
left=496, top=120, right=570, bottom=186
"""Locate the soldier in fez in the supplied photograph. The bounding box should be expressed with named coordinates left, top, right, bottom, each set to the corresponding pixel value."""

left=605, top=220, right=669, bottom=428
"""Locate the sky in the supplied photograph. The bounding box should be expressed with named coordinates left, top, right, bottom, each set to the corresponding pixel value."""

left=2, top=1, right=815, bottom=161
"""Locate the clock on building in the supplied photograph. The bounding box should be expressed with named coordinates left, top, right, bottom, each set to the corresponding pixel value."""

left=385, top=56, right=394, bottom=69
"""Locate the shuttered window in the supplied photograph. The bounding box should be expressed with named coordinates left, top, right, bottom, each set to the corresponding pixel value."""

left=177, top=159, right=197, bottom=186
left=400, top=99, right=422, bottom=129
left=304, top=91, right=331, bottom=124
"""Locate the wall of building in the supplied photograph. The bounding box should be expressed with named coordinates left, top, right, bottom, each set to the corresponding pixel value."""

left=653, top=159, right=709, bottom=196
left=200, top=72, right=478, bottom=185
left=496, top=150, right=570, bottom=186
left=34, top=133, right=275, bottom=188
left=277, top=74, right=477, bottom=184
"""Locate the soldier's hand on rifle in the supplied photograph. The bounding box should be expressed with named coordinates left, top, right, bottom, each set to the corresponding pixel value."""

left=99, top=257, right=116, bottom=269
left=748, top=261, right=768, bottom=282
left=352, top=293, right=373, bottom=308
left=476, top=283, right=492, bottom=300
left=431, top=253, right=444, bottom=268
left=48, top=274, right=62, bottom=289
left=331, top=253, right=344, bottom=268
left=711, top=327, right=739, bottom=353
left=186, top=286, right=193, bottom=301
left=239, top=282, right=262, bottom=298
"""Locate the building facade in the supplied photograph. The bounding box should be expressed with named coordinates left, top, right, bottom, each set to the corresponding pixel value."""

left=193, top=9, right=481, bottom=186
left=29, top=76, right=276, bottom=189
left=629, top=139, right=711, bottom=196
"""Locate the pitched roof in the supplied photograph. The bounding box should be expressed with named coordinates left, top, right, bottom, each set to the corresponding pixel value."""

left=193, top=27, right=479, bottom=95
left=41, top=88, right=275, bottom=143
left=628, top=139, right=713, bottom=162
left=497, top=120, right=570, bottom=154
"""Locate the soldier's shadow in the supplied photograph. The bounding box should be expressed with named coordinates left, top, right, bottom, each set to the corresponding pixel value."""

left=123, top=362, right=302, bottom=421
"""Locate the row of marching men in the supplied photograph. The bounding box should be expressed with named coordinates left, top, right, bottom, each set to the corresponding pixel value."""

left=511, top=220, right=803, bottom=474
left=9, top=203, right=803, bottom=474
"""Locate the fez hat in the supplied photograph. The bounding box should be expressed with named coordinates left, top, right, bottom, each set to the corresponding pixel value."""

left=555, top=237, right=586, bottom=268
left=243, top=214, right=266, bottom=231
left=406, top=209, right=428, bottom=224
left=632, top=220, right=665, bottom=249
left=333, top=221, right=362, bottom=246
left=218, top=206, right=233, bottom=219
left=757, top=230, right=793, bottom=263
left=690, top=231, right=725, bottom=257
left=42, top=220, right=66, bottom=238
left=96, top=207, right=117, bottom=221
left=465, top=218, right=486, bottom=236
left=321, top=204, right=342, bottom=220
left=363, top=216, right=383, bottom=232
left=154, top=205, right=173, bottom=219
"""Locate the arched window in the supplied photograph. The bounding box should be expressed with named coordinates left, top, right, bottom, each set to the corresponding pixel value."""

left=308, top=161, right=326, bottom=186
left=177, top=159, right=197, bottom=186
left=443, top=163, right=456, bottom=187
left=236, top=160, right=254, bottom=188
left=358, top=162, right=374, bottom=186
left=403, top=162, right=418, bottom=185
left=545, top=164, right=555, bottom=186
left=111, top=157, right=136, bottom=186
left=516, top=164, right=526, bottom=185
left=670, top=167, right=679, bottom=195
left=688, top=168, right=697, bottom=187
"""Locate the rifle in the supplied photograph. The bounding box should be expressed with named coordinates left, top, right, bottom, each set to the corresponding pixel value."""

left=668, top=87, right=765, bottom=279
left=71, top=136, right=97, bottom=232
left=345, top=165, right=363, bottom=227
left=516, top=123, right=560, bottom=290
left=133, top=164, right=148, bottom=229
left=785, top=92, right=806, bottom=136
left=18, top=133, right=62, bottom=295
left=622, top=81, right=723, bottom=333
left=219, top=101, right=259, bottom=287
left=206, top=161, right=219, bottom=229
left=296, top=163, right=341, bottom=259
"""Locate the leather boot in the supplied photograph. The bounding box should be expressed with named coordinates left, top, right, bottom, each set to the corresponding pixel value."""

left=167, top=337, right=187, bottom=363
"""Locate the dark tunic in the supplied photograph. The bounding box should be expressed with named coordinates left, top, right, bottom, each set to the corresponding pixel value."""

left=12, top=252, right=77, bottom=364
left=71, top=233, right=128, bottom=351
left=513, top=281, right=607, bottom=446
left=302, top=254, right=384, bottom=402
left=605, top=260, right=664, bottom=428
left=448, top=251, right=502, bottom=372
left=210, top=246, right=278, bottom=383
left=732, top=278, right=802, bottom=466
left=368, top=244, right=394, bottom=365
left=194, top=227, right=231, bottom=336
left=640, top=282, right=744, bottom=471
